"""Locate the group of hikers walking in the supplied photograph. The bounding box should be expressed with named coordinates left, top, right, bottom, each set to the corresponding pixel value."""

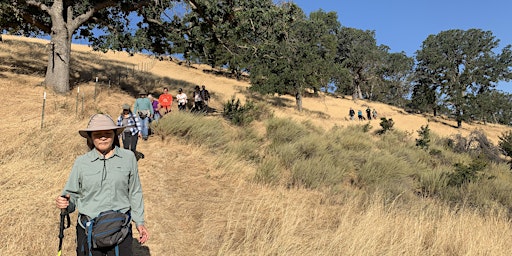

left=54, top=84, right=211, bottom=256
left=117, top=85, right=211, bottom=158
left=349, top=106, right=377, bottom=121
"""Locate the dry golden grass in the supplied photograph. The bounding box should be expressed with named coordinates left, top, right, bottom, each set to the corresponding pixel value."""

left=2, top=35, right=512, bottom=255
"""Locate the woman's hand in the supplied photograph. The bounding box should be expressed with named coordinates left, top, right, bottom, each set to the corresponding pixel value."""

left=55, top=194, right=69, bottom=209
left=137, top=225, right=150, bottom=244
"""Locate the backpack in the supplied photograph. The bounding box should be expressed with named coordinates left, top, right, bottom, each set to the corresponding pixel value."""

left=80, top=210, right=131, bottom=256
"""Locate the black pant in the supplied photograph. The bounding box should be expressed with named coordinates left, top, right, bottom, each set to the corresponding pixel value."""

left=192, top=101, right=204, bottom=112
left=122, top=132, right=138, bottom=153
left=76, top=223, right=133, bottom=256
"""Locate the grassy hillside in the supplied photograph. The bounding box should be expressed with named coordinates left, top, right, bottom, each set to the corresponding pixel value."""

left=2, top=35, right=512, bottom=255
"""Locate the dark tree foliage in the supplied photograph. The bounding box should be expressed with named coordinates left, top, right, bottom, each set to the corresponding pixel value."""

left=415, top=29, right=512, bottom=128
left=248, top=5, right=342, bottom=111
left=335, top=27, right=386, bottom=100
left=375, top=51, right=414, bottom=107
left=499, top=130, right=512, bottom=169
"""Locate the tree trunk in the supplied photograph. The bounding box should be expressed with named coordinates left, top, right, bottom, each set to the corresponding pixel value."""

left=42, top=0, right=82, bottom=94
left=45, top=28, right=72, bottom=93
left=456, top=107, right=463, bottom=128
left=352, top=81, right=363, bottom=100
left=295, top=92, right=303, bottom=112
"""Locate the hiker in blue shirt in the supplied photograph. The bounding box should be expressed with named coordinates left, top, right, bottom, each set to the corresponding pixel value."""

left=357, top=109, right=364, bottom=121
left=133, top=91, right=153, bottom=141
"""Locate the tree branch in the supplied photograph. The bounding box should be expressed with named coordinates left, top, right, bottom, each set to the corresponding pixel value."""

left=22, top=0, right=51, bottom=33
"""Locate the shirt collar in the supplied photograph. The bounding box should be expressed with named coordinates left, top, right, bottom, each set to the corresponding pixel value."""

left=86, top=146, right=123, bottom=162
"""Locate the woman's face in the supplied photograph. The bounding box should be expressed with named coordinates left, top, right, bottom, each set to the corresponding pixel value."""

left=91, top=130, right=115, bottom=152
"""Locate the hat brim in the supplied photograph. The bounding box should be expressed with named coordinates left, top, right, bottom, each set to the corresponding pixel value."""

left=79, top=126, right=125, bottom=138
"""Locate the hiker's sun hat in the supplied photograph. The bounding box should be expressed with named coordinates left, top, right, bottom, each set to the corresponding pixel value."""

left=122, top=103, right=131, bottom=110
left=79, top=114, right=125, bottom=138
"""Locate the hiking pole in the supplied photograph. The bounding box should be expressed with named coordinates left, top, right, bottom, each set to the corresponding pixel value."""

left=57, top=197, right=71, bottom=256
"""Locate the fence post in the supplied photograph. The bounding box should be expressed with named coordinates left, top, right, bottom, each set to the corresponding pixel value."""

left=76, top=86, right=79, bottom=116
left=81, top=92, right=84, bottom=116
left=94, top=77, right=98, bottom=101
left=41, top=91, right=46, bottom=129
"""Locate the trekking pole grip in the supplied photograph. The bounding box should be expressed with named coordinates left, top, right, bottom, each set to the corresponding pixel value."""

left=60, top=196, right=71, bottom=228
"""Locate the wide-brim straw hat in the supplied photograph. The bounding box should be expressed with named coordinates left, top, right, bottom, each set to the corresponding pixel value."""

left=79, top=114, right=125, bottom=138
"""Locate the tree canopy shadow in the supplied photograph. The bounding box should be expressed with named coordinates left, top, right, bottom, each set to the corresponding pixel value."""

left=1, top=37, right=198, bottom=98
left=71, top=50, right=197, bottom=98
left=0, top=39, right=47, bottom=77
left=247, top=93, right=293, bottom=108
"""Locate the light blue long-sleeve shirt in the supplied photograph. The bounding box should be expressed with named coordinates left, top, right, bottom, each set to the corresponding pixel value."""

left=62, top=146, right=145, bottom=226
left=133, top=98, right=154, bottom=116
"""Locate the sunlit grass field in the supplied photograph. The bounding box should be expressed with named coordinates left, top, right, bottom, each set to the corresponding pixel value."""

left=2, top=35, right=512, bottom=255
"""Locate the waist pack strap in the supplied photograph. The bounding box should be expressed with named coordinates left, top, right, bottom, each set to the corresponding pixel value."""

left=87, top=221, right=93, bottom=256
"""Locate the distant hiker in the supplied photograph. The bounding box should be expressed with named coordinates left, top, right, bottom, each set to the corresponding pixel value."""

left=201, top=85, right=210, bottom=109
left=176, top=88, right=188, bottom=111
left=191, top=85, right=204, bottom=112
left=158, top=87, right=173, bottom=115
left=117, top=103, right=142, bottom=154
left=148, top=94, right=160, bottom=121
left=55, top=114, right=149, bottom=256
left=372, top=109, right=378, bottom=119
left=366, top=107, right=372, bottom=120
left=133, top=91, right=153, bottom=140
left=357, top=110, right=364, bottom=121
left=349, top=108, right=355, bottom=120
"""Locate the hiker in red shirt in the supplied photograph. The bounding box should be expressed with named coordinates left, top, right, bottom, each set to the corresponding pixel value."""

left=158, top=87, right=173, bottom=116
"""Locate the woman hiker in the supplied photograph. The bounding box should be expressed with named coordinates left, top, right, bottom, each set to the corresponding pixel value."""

left=55, top=114, right=149, bottom=256
left=117, top=103, right=142, bottom=156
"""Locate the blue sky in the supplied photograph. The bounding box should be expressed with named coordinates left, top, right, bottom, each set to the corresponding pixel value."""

left=292, top=0, right=512, bottom=92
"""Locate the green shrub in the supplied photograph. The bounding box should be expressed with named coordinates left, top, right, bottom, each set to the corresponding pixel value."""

left=416, top=124, right=431, bottom=150
left=498, top=130, right=512, bottom=169
left=223, top=97, right=271, bottom=126
left=378, top=117, right=394, bottom=134
left=444, top=158, right=488, bottom=188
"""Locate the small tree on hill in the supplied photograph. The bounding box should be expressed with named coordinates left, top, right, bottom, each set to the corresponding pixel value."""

left=416, top=124, right=431, bottom=150
left=499, top=130, right=512, bottom=169
left=378, top=117, right=394, bottom=134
